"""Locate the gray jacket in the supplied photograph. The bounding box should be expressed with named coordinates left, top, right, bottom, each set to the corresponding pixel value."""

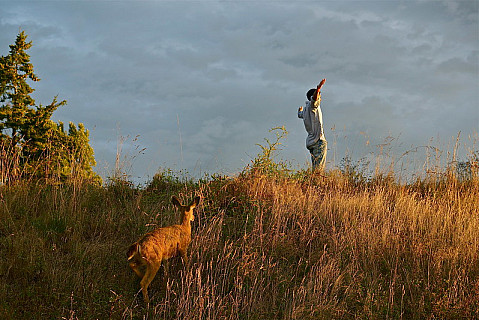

left=298, top=97, right=326, bottom=148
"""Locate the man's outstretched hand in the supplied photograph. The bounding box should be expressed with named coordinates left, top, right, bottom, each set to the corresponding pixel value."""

left=312, top=78, right=326, bottom=101
left=317, top=78, right=326, bottom=90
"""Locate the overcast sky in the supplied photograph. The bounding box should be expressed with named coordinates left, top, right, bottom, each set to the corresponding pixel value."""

left=1, top=0, right=478, bottom=183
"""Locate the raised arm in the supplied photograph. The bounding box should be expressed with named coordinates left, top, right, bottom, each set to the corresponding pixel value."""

left=312, top=78, right=326, bottom=101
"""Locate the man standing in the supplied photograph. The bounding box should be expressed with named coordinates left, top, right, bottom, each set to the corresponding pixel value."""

left=298, top=79, right=327, bottom=171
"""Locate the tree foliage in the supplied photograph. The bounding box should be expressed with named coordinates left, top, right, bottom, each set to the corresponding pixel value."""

left=0, top=31, right=100, bottom=184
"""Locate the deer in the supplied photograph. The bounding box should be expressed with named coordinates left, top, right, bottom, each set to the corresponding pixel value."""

left=127, top=195, right=200, bottom=303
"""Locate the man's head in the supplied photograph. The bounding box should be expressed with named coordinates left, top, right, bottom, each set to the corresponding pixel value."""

left=307, top=88, right=321, bottom=101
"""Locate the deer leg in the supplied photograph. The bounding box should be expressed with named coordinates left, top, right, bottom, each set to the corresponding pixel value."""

left=163, top=260, right=169, bottom=278
left=140, top=262, right=161, bottom=304
left=180, top=250, right=189, bottom=267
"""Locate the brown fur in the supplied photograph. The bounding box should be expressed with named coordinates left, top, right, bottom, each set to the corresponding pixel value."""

left=127, top=195, right=200, bottom=303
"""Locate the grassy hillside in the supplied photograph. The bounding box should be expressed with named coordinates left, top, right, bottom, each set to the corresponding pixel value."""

left=1, top=162, right=478, bottom=319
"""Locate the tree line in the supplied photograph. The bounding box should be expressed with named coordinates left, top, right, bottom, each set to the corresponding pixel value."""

left=0, top=31, right=100, bottom=184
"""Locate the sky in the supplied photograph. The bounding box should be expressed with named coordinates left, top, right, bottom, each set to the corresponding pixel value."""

left=1, top=0, right=478, bottom=183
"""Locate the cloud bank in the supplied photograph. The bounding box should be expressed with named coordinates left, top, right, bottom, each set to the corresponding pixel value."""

left=1, top=1, right=477, bottom=182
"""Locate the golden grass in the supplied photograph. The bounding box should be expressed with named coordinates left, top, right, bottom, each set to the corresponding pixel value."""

left=0, top=166, right=478, bottom=319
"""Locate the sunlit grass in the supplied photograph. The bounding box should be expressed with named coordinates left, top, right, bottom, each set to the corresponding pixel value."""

left=0, top=135, right=478, bottom=319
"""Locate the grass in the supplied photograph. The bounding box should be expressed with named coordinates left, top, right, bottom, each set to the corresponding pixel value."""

left=1, top=150, right=478, bottom=319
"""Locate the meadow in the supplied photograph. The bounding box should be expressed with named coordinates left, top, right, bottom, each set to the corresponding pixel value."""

left=1, top=141, right=478, bottom=319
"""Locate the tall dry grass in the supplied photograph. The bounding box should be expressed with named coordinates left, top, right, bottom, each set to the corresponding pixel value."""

left=1, top=150, right=478, bottom=319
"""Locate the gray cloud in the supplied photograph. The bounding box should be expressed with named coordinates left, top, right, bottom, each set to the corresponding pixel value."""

left=1, top=1, right=477, bottom=182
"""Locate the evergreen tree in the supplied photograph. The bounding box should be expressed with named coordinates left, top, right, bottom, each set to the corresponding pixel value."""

left=0, top=31, right=100, bottom=184
left=0, top=31, right=40, bottom=145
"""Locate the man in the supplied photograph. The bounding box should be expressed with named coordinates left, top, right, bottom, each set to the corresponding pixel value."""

left=298, top=79, right=327, bottom=171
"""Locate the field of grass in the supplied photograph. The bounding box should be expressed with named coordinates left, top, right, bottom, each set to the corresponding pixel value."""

left=1, top=154, right=478, bottom=319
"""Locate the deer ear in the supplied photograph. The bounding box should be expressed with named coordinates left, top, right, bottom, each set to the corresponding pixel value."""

left=190, top=196, right=200, bottom=209
left=171, top=196, right=181, bottom=207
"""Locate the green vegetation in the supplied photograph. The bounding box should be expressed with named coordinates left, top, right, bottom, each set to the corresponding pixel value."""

left=0, top=31, right=100, bottom=184
left=1, top=142, right=478, bottom=319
